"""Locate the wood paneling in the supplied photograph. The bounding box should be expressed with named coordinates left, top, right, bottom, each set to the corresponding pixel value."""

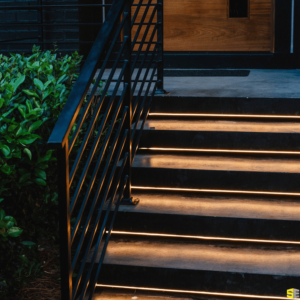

left=164, top=0, right=272, bottom=51
left=132, top=0, right=157, bottom=51
left=132, top=0, right=273, bottom=52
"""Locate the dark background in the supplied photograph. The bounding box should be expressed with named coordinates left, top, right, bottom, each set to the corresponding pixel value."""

left=0, top=0, right=112, bottom=58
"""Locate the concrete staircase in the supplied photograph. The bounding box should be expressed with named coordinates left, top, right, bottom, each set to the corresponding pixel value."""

left=93, top=96, right=300, bottom=299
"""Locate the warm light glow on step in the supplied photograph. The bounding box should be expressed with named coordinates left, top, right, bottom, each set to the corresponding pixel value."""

left=149, top=112, right=300, bottom=119
left=96, top=284, right=288, bottom=299
left=109, top=231, right=300, bottom=245
left=139, top=147, right=300, bottom=155
left=132, top=186, right=300, bottom=197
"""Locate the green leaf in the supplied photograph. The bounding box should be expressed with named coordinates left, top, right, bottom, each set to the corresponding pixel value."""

left=34, top=169, right=46, bottom=180
left=8, top=124, right=18, bottom=132
left=4, top=216, right=17, bottom=226
left=33, top=99, right=41, bottom=108
left=0, top=220, right=7, bottom=229
left=7, top=227, right=23, bottom=237
left=19, top=173, right=31, bottom=184
left=26, top=99, right=33, bottom=113
left=42, top=86, right=54, bottom=100
left=44, top=80, right=53, bottom=89
left=0, top=209, right=5, bottom=220
left=18, top=106, right=26, bottom=119
left=0, top=199, right=4, bottom=203
left=12, top=75, right=25, bottom=92
left=23, top=148, right=32, bottom=160
left=16, top=126, right=23, bottom=137
left=37, top=150, right=53, bottom=163
left=12, top=149, right=22, bottom=158
left=0, top=164, right=11, bottom=175
left=19, top=134, right=41, bottom=145
left=22, top=89, right=39, bottom=98
left=6, top=221, right=14, bottom=229
left=21, top=241, right=36, bottom=247
left=34, top=78, right=44, bottom=91
left=34, top=178, right=46, bottom=186
left=2, top=107, right=16, bottom=118
left=26, top=108, right=43, bottom=118
left=57, top=74, right=67, bottom=85
left=37, top=164, right=48, bottom=170
left=28, top=53, right=39, bottom=61
left=31, top=61, right=40, bottom=69
left=0, top=98, right=5, bottom=109
left=29, top=120, right=42, bottom=133
left=0, top=144, right=10, bottom=156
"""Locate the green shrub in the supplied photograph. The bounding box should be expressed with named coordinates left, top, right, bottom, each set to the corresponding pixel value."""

left=0, top=45, right=82, bottom=202
left=0, top=199, right=23, bottom=241
left=0, top=46, right=83, bottom=295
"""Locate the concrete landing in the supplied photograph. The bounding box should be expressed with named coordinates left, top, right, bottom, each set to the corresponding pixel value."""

left=161, top=69, right=300, bottom=98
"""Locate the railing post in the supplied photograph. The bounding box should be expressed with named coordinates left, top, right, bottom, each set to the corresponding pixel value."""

left=57, top=143, right=72, bottom=300
left=155, top=0, right=167, bottom=94
left=122, top=0, right=140, bottom=205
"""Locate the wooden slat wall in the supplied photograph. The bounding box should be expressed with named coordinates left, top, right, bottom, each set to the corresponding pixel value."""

left=164, top=0, right=272, bottom=51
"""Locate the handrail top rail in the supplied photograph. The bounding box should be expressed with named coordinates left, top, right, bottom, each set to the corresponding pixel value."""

left=47, top=0, right=126, bottom=149
left=0, top=4, right=113, bottom=10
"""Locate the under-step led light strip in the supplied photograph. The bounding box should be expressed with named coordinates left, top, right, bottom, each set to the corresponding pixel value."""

left=149, top=112, right=300, bottom=119
left=109, top=231, right=300, bottom=245
left=139, top=147, right=300, bottom=155
left=96, top=284, right=288, bottom=299
left=132, top=186, right=300, bottom=197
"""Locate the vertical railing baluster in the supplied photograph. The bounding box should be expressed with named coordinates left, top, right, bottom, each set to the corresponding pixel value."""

left=155, top=0, right=166, bottom=94
left=38, top=0, right=44, bottom=51
left=122, top=0, right=139, bottom=205
left=57, top=142, right=72, bottom=300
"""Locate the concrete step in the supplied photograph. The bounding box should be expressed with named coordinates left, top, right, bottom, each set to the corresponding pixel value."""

left=97, top=237, right=300, bottom=297
left=139, top=120, right=300, bottom=151
left=93, top=286, right=255, bottom=300
left=132, top=154, right=300, bottom=192
left=150, top=96, right=300, bottom=116
left=111, top=192, right=300, bottom=241
left=93, top=288, right=228, bottom=300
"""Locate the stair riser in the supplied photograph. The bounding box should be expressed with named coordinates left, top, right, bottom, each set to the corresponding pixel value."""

left=139, top=130, right=300, bottom=151
left=151, top=97, right=300, bottom=115
left=132, top=168, right=300, bottom=192
left=112, top=212, right=300, bottom=241
left=99, top=265, right=298, bottom=297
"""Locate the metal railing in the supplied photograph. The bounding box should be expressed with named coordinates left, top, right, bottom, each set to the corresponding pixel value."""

left=47, top=0, right=163, bottom=299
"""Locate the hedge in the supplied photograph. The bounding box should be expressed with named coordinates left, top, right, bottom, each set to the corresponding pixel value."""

left=0, top=46, right=82, bottom=296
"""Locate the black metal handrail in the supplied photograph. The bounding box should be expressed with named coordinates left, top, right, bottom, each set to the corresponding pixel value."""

left=47, top=0, right=164, bottom=299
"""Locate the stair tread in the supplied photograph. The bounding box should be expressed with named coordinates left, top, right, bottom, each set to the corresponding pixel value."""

left=117, top=193, right=300, bottom=221
left=133, top=154, right=300, bottom=173
left=144, top=120, right=300, bottom=133
left=102, top=239, right=300, bottom=276
left=93, top=289, right=211, bottom=300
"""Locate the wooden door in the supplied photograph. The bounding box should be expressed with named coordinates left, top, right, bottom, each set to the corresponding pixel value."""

left=164, top=0, right=273, bottom=52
